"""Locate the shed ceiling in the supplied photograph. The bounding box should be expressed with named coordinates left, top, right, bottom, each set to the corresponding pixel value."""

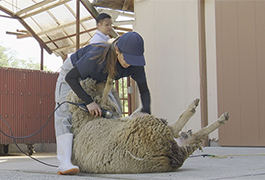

left=0, top=0, right=134, bottom=59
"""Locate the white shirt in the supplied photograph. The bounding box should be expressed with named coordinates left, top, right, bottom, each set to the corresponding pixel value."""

left=89, top=30, right=110, bottom=44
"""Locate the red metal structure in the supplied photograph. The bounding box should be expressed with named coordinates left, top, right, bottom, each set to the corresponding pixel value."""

left=0, top=67, right=58, bottom=154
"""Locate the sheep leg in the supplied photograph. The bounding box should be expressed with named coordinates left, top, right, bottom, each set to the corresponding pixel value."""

left=170, top=98, right=200, bottom=138
left=101, top=75, right=114, bottom=105
left=184, top=112, right=229, bottom=145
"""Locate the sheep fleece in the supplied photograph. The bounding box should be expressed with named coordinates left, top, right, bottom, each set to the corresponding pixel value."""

left=67, top=79, right=188, bottom=174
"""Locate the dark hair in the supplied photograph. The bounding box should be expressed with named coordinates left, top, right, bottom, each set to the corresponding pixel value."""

left=90, top=37, right=120, bottom=79
left=96, top=13, right=111, bottom=24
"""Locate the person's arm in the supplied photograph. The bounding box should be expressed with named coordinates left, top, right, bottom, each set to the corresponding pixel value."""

left=137, top=81, right=151, bottom=114
left=131, top=66, right=151, bottom=114
left=65, top=66, right=93, bottom=104
left=65, top=66, right=102, bottom=117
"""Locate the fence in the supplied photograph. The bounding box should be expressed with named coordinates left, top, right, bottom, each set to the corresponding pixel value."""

left=0, top=67, right=58, bottom=145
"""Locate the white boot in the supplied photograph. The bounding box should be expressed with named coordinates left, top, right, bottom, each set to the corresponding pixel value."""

left=56, top=133, right=79, bottom=175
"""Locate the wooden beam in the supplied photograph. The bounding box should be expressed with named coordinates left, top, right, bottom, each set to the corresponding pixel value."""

left=21, top=0, right=72, bottom=19
left=17, top=33, right=32, bottom=39
left=0, top=5, right=52, bottom=54
left=113, top=20, right=134, bottom=26
left=0, top=5, right=13, bottom=15
left=80, top=0, right=99, bottom=19
left=40, top=45, right=44, bottom=70
left=80, top=0, right=119, bottom=38
left=6, top=31, right=32, bottom=39
left=112, top=26, right=132, bottom=32
left=17, top=16, right=53, bottom=54
left=76, top=0, right=80, bottom=51
left=15, top=0, right=56, bottom=16
left=6, top=31, right=26, bottom=36
left=37, top=16, right=94, bottom=36
left=17, top=29, right=28, bottom=33
left=122, top=0, right=131, bottom=11
left=0, top=14, right=16, bottom=19
left=44, top=27, right=97, bottom=44
left=198, top=0, right=209, bottom=146
left=52, top=41, right=89, bottom=52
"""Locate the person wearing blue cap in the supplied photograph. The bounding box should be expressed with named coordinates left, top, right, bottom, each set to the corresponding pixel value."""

left=54, top=31, right=151, bottom=175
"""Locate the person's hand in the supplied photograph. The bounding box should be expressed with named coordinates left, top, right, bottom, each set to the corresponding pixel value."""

left=86, top=102, right=101, bottom=117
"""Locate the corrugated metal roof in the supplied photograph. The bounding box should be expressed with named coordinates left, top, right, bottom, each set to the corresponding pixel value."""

left=0, top=0, right=133, bottom=59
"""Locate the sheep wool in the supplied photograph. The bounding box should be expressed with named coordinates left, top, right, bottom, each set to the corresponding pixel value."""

left=66, top=78, right=228, bottom=173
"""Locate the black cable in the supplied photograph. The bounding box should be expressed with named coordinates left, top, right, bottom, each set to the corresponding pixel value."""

left=0, top=101, right=74, bottom=139
left=0, top=113, right=58, bottom=167
left=0, top=101, right=81, bottom=168
left=189, top=154, right=216, bottom=158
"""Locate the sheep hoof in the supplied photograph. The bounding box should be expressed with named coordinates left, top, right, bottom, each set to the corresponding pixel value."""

left=222, top=112, right=229, bottom=120
left=194, top=98, right=200, bottom=107
left=219, top=112, right=229, bottom=124
left=180, top=132, right=189, bottom=139
left=189, top=98, right=200, bottom=113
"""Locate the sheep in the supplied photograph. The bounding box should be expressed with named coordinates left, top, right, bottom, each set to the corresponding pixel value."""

left=67, top=78, right=229, bottom=174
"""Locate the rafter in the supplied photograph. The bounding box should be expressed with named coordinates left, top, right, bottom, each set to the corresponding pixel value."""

left=52, top=42, right=87, bottom=53
left=15, top=0, right=56, bottom=16
left=37, top=16, right=94, bottom=36
left=44, top=27, right=97, bottom=44
left=20, top=0, right=71, bottom=19
left=0, top=5, right=52, bottom=54
left=113, top=20, right=134, bottom=26
left=122, top=0, right=131, bottom=11
left=112, top=26, right=132, bottom=32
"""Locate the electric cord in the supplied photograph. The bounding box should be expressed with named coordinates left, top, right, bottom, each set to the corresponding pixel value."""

left=0, top=113, right=58, bottom=167
left=189, top=154, right=216, bottom=158
left=0, top=101, right=114, bottom=168
left=0, top=101, right=112, bottom=139
left=0, top=102, right=62, bottom=139
left=189, top=153, right=265, bottom=158
left=0, top=101, right=86, bottom=168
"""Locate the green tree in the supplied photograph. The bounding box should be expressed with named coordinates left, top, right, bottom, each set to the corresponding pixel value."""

left=0, top=44, right=50, bottom=71
left=0, top=45, right=9, bottom=67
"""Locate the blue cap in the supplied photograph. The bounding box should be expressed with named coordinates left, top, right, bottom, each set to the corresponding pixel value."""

left=116, top=32, right=145, bottom=66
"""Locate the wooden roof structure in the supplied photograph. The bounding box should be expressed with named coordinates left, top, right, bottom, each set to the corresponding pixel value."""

left=0, top=0, right=134, bottom=60
left=92, top=0, right=134, bottom=12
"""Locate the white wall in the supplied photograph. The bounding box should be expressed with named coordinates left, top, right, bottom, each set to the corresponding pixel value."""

left=134, top=0, right=202, bottom=133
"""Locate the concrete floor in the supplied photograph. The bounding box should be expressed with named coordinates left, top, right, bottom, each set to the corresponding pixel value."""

left=0, top=147, right=265, bottom=180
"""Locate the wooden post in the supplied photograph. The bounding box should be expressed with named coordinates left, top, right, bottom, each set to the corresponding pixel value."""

left=40, top=44, right=44, bottom=70
left=76, top=0, right=80, bottom=51
left=198, top=0, right=209, bottom=146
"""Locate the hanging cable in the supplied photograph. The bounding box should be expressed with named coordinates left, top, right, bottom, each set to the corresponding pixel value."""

left=0, top=101, right=113, bottom=167
left=0, top=113, right=58, bottom=167
left=0, top=101, right=79, bottom=168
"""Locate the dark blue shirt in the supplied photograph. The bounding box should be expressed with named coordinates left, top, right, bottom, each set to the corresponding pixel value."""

left=70, top=44, right=147, bottom=83
left=67, top=43, right=151, bottom=114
